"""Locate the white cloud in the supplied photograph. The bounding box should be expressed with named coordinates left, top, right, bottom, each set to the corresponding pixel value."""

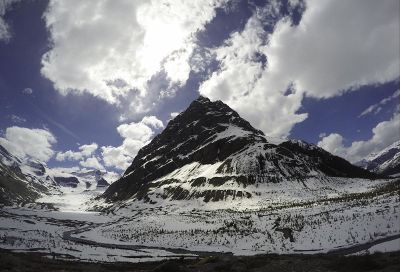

left=141, top=115, right=164, bottom=129
left=79, top=156, right=104, bottom=170
left=317, top=133, right=347, bottom=159
left=47, top=166, right=80, bottom=178
left=199, top=10, right=307, bottom=137
left=318, top=112, right=400, bottom=163
left=102, top=139, right=147, bottom=171
left=199, top=0, right=399, bottom=137
left=0, top=126, right=56, bottom=162
left=359, top=89, right=400, bottom=117
left=41, top=0, right=227, bottom=109
left=103, top=171, right=120, bottom=183
left=101, top=116, right=163, bottom=170
left=264, top=0, right=399, bottom=98
left=170, top=112, right=180, bottom=119
left=56, top=142, right=98, bottom=161
left=101, top=145, right=131, bottom=171
left=0, top=17, right=10, bottom=42
left=8, top=114, right=26, bottom=124
left=55, top=150, right=81, bottom=161
left=116, top=123, right=154, bottom=143
left=79, top=143, right=98, bottom=157
left=0, top=0, right=19, bottom=42
left=22, top=87, right=33, bottom=95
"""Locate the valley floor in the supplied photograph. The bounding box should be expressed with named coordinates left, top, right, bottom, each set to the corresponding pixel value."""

left=0, top=178, right=399, bottom=268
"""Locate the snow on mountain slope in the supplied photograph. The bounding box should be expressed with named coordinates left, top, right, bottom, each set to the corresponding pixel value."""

left=0, top=143, right=118, bottom=207
left=37, top=168, right=118, bottom=211
left=0, top=145, right=59, bottom=205
left=101, top=96, right=380, bottom=206
left=356, top=140, right=400, bottom=176
left=48, top=168, right=115, bottom=190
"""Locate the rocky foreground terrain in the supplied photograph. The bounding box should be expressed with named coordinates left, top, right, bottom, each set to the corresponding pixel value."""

left=1, top=249, right=399, bottom=272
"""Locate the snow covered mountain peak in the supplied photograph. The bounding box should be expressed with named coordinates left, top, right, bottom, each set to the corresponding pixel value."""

left=120, top=96, right=268, bottom=179
left=356, top=140, right=400, bottom=176
left=0, top=144, right=59, bottom=205
left=0, top=143, right=117, bottom=205
left=368, top=140, right=400, bottom=161
left=170, top=95, right=265, bottom=136
left=101, top=96, right=379, bottom=204
left=285, top=139, right=320, bottom=151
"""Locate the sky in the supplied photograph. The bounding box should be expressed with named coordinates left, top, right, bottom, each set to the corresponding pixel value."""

left=0, top=0, right=399, bottom=175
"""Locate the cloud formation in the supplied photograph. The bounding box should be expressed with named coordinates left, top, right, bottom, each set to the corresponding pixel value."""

left=170, top=112, right=180, bottom=119
left=0, top=0, right=19, bottom=42
left=199, top=0, right=400, bottom=137
left=101, top=116, right=164, bottom=170
left=264, top=0, right=399, bottom=98
left=7, top=114, right=26, bottom=124
left=22, top=87, right=33, bottom=95
left=41, top=0, right=227, bottom=110
left=79, top=156, right=104, bottom=170
left=199, top=7, right=307, bottom=137
left=359, top=89, right=400, bottom=117
left=0, top=126, right=57, bottom=162
left=318, top=112, right=400, bottom=163
left=56, top=143, right=98, bottom=161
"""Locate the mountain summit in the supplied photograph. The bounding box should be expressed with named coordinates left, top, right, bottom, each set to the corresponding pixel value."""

left=102, top=96, right=379, bottom=203
left=356, top=140, right=400, bottom=176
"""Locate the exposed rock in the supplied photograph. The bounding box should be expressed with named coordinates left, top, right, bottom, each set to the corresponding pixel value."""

left=54, top=176, right=79, bottom=188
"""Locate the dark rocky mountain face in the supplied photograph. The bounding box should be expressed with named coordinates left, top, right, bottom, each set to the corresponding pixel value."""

left=103, top=96, right=266, bottom=201
left=97, top=178, right=110, bottom=188
left=102, top=96, right=380, bottom=203
left=54, top=176, right=80, bottom=188
left=66, top=169, right=110, bottom=189
left=71, top=169, right=103, bottom=180
left=279, top=140, right=380, bottom=179
left=123, top=96, right=266, bottom=177
left=26, top=161, right=46, bottom=176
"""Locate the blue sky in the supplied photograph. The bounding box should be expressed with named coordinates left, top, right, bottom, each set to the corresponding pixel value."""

left=0, top=0, right=399, bottom=174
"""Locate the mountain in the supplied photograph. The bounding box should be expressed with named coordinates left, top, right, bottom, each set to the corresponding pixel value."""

left=279, top=140, right=381, bottom=179
left=56, top=169, right=111, bottom=189
left=356, top=140, right=400, bottom=176
left=96, top=177, right=110, bottom=188
left=102, top=96, right=379, bottom=203
left=53, top=176, right=80, bottom=188
left=0, top=145, right=59, bottom=205
left=0, top=143, right=115, bottom=205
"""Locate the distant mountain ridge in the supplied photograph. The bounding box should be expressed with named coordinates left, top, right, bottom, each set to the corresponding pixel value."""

left=356, top=140, right=400, bottom=176
left=102, top=96, right=379, bottom=203
left=54, top=169, right=111, bottom=189
left=0, top=145, right=58, bottom=205
left=0, top=144, right=112, bottom=205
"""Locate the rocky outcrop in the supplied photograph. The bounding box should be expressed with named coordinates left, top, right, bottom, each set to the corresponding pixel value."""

left=54, top=176, right=80, bottom=188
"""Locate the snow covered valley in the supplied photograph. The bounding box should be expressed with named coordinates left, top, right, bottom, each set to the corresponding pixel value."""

left=1, top=178, right=399, bottom=265
left=0, top=186, right=195, bottom=263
